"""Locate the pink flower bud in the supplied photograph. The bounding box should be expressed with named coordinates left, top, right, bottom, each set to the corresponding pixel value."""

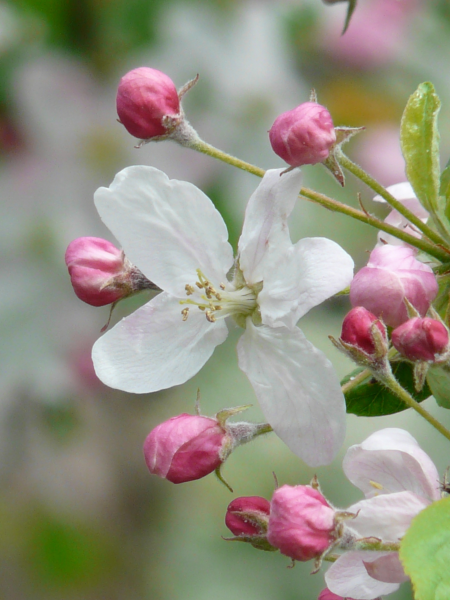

left=350, top=245, right=438, bottom=328
left=116, top=67, right=180, bottom=139
left=269, top=102, right=336, bottom=167
left=341, top=307, right=386, bottom=355
left=143, top=414, right=231, bottom=484
left=392, top=317, right=449, bottom=362
left=65, top=237, right=128, bottom=306
left=267, top=485, right=336, bottom=562
left=225, top=496, right=271, bottom=537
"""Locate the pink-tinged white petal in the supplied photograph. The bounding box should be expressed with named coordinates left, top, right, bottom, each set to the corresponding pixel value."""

left=258, top=237, right=354, bottom=329
left=343, top=428, right=440, bottom=501
left=326, top=551, right=401, bottom=600
left=347, top=491, right=429, bottom=540
left=92, top=292, right=228, bottom=393
left=237, top=320, right=345, bottom=466
left=94, top=166, right=234, bottom=297
left=364, top=554, right=409, bottom=584
left=373, top=182, right=417, bottom=204
left=238, top=168, right=303, bottom=286
left=373, top=183, right=429, bottom=246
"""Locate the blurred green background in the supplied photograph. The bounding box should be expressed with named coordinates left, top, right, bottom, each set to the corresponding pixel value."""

left=1, top=0, right=450, bottom=598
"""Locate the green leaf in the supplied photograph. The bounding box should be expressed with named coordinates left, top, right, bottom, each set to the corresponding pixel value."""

left=400, top=497, right=450, bottom=600
left=400, top=82, right=445, bottom=235
left=343, top=362, right=431, bottom=417
left=426, top=366, right=450, bottom=408
left=440, top=158, right=450, bottom=223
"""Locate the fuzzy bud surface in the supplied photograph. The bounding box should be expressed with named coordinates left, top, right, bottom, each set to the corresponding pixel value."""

left=143, top=413, right=230, bottom=484
left=341, top=307, right=386, bottom=355
left=269, top=102, right=336, bottom=167
left=392, top=317, right=449, bottom=362
left=225, top=496, right=271, bottom=537
left=117, top=67, right=180, bottom=139
left=65, top=237, right=128, bottom=306
left=350, top=245, right=438, bottom=328
left=267, top=485, right=336, bottom=561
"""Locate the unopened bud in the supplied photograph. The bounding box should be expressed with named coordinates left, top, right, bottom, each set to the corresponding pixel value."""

left=350, top=245, right=438, bottom=328
left=392, top=317, right=449, bottom=362
left=117, top=67, right=181, bottom=140
left=269, top=102, right=336, bottom=167
left=65, top=237, right=156, bottom=306
left=341, top=307, right=386, bottom=355
left=225, top=496, right=271, bottom=537
left=267, top=485, right=337, bottom=562
left=144, top=413, right=231, bottom=484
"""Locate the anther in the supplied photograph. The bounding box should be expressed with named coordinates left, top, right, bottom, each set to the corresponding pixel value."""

left=205, top=310, right=216, bottom=323
left=181, top=308, right=190, bottom=321
left=196, top=282, right=203, bottom=289
left=185, top=284, right=195, bottom=295
left=369, top=480, right=383, bottom=490
left=220, top=283, right=226, bottom=290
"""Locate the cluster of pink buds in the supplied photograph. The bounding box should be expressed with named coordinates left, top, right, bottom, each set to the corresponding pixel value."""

left=65, top=237, right=158, bottom=307
left=224, top=481, right=356, bottom=569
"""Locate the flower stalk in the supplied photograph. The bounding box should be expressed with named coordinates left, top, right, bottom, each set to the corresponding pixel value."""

left=338, top=152, right=447, bottom=248
left=186, top=138, right=450, bottom=263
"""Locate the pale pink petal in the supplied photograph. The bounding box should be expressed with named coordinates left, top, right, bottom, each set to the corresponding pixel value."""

left=364, top=554, right=409, bottom=584
left=326, top=552, right=401, bottom=600
left=258, top=237, right=354, bottom=329
left=94, top=166, right=234, bottom=297
left=343, top=428, right=440, bottom=501
left=238, top=168, right=303, bottom=285
left=237, top=320, right=345, bottom=466
left=373, top=182, right=416, bottom=204
left=347, top=491, right=429, bottom=540
left=92, top=292, right=228, bottom=393
left=373, top=183, right=429, bottom=246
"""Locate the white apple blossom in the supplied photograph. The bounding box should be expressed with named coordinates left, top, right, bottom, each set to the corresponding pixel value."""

left=325, top=428, right=441, bottom=599
left=373, top=182, right=429, bottom=247
left=92, top=166, right=353, bottom=465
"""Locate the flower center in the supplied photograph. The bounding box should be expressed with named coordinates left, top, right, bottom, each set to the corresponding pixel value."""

left=180, top=269, right=257, bottom=323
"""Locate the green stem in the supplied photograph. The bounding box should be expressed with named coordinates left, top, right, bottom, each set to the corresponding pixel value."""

left=189, top=139, right=450, bottom=263
left=356, top=540, right=400, bottom=552
left=383, top=374, right=450, bottom=443
left=300, top=188, right=449, bottom=263
left=189, top=139, right=265, bottom=178
left=339, top=153, right=447, bottom=248
left=341, top=368, right=372, bottom=395
left=253, top=423, right=273, bottom=436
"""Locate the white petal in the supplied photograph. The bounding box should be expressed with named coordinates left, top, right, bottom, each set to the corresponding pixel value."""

left=238, top=168, right=303, bottom=285
left=364, top=554, right=409, bottom=584
left=373, top=182, right=416, bottom=203
left=347, top=491, right=429, bottom=540
left=92, top=292, right=228, bottom=393
left=326, top=552, right=402, bottom=600
left=343, top=428, right=440, bottom=501
left=258, top=237, right=354, bottom=329
left=237, top=320, right=345, bottom=466
left=94, top=166, right=234, bottom=297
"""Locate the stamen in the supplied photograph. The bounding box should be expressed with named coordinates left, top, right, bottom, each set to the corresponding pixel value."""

left=369, top=480, right=383, bottom=490
left=181, top=308, right=189, bottom=321
left=205, top=310, right=216, bottom=322
left=180, top=268, right=257, bottom=323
